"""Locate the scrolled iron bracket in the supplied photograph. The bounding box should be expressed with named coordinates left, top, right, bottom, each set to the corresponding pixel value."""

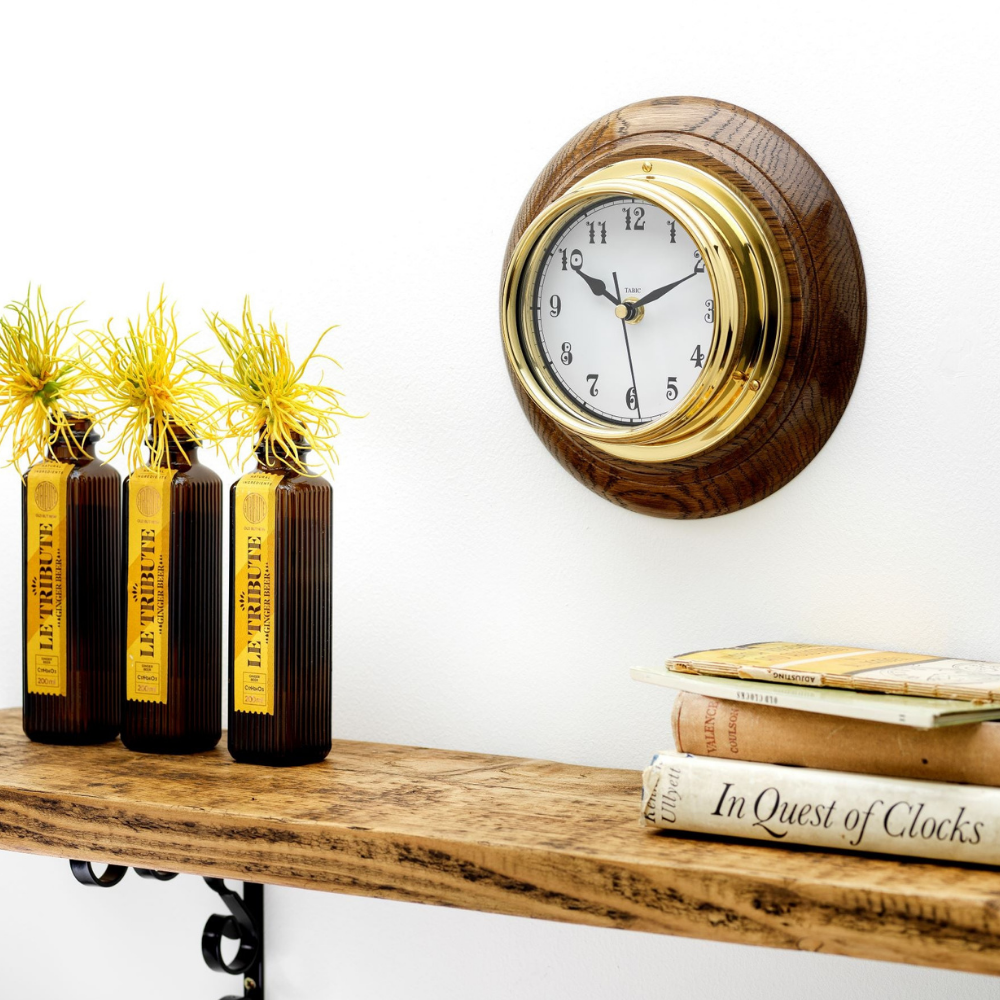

left=135, top=867, right=179, bottom=881
left=202, top=878, right=264, bottom=1000
left=69, top=859, right=129, bottom=887
left=68, top=861, right=265, bottom=1000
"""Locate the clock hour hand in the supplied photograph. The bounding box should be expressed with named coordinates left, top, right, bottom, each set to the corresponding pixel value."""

left=571, top=263, right=620, bottom=305
left=633, top=269, right=698, bottom=308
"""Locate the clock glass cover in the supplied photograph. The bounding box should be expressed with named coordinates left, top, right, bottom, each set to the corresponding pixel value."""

left=527, top=196, right=714, bottom=427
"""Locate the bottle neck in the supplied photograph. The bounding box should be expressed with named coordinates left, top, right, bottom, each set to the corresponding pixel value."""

left=147, top=419, right=201, bottom=469
left=46, top=415, right=99, bottom=463
left=153, top=440, right=200, bottom=468
left=254, top=438, right=311, bottom=474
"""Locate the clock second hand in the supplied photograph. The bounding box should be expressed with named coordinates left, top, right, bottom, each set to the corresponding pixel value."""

left=612, top=271, right=641, bottom=420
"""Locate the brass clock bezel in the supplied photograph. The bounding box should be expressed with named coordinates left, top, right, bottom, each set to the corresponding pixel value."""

left=501, top=158, right=790, bottom=463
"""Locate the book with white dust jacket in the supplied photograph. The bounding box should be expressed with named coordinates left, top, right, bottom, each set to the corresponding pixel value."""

left=642, top=752, right=1000, bottom=865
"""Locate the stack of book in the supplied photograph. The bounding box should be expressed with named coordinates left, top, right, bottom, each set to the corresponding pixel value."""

left=633, top=642, right=1000, bottom=864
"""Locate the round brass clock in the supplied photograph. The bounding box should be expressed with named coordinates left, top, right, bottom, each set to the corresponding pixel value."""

left=500, top=97, right=866, bottom=518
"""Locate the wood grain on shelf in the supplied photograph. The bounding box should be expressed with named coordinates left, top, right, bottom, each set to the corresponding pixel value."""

left=1, top=708, right=998, bottom=974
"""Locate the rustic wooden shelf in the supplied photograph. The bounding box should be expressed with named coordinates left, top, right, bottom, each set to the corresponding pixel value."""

left=1, top=707, right=998, bottom=975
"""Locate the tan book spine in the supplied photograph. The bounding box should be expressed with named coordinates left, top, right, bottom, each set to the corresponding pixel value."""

left=672, top=692, right=1000, bottom=787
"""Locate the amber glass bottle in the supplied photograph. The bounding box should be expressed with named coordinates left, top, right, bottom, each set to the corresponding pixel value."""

left=22, top=416, right=120, bottom=744
left=228, top=439, right=332, bottom=766
left=121, top=422, right=222, bottom=753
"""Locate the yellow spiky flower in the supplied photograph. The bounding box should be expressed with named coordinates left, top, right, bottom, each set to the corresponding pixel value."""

left=204, top=298, right=358, bottom=476
left=0, top=288, right=90, bottom=472
left=82, top=290, right=220, bottom=471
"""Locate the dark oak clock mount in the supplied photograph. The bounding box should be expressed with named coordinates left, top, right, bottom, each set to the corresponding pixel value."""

left=500, top=97, right=866, bottom=518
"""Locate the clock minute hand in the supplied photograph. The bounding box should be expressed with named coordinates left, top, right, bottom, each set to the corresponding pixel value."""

left=571, top=264, right=620, bottom=305
left=633, top=269, right=698, bottom=308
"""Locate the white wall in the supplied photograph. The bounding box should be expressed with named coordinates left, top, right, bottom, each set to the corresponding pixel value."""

left=1, top=1, right=998, bottom=997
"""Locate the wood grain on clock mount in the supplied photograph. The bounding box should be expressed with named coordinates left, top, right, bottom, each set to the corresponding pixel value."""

left=501, top=96, right=866, bottom=518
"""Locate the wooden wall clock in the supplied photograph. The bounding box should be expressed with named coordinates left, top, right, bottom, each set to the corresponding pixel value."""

left=500, top=97, right=865, bottom=518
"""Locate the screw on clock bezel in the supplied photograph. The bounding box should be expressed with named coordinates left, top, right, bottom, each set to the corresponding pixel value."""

left=501, top=158, right=791, bottom=463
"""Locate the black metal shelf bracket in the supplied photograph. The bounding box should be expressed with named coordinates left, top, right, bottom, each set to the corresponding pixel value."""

left=69, top=859, right=129, bottom=887
left=203, top=877, right=265, bottom=1000
left=69, top=860, right=265, bottom=1000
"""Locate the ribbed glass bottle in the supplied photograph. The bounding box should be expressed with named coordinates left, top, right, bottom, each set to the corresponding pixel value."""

left=228, top=441, right=332, bottom=766
left=121, top=423, right=222, bottom=754
left=22, top=416, right=121, bottom=744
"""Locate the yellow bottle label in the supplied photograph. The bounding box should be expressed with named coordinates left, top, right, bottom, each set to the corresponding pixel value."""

left=25, top=460, right=73, bottom=696
left=233, top=471, right=281, bottom=715
left=126, top=467, right=175, bottom=704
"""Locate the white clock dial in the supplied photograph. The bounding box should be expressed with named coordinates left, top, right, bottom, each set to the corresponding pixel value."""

left=529, top=196, right=714, bottom=426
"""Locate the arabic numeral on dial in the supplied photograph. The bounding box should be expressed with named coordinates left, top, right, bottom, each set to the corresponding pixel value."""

left=704, top=299, right=714, bottom=323
left=690, top=345, right=705, bottom=368
left=625, top=386, right=638, bottom=411
left=585, top=221, right=608, bottom=245
left=560, top=342, right=573, bottom=365
left=559, top=249, right=568, bottom=270
left=666, top=219, right=677, bottom=243
left=665, top=376, right=678, bottom=400
left=570, top=248, right=584, bottom=270
left=694, top=250, right=705, bottom=274
left=549, top=294, right=561, bottom=317
left=586, top=373, right=599, bottom=396
left=622, top=206, right=645, bottom=231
